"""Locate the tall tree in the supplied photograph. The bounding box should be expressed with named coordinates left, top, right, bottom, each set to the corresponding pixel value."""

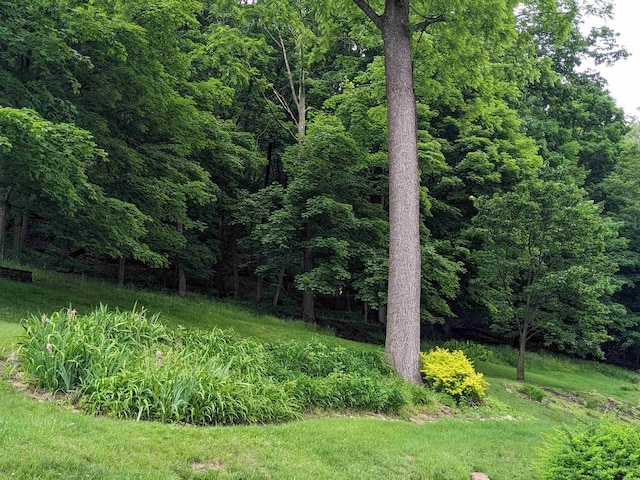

left=470, top=179, right=622, bottom=380
left=0, top=107, right=155, bottom=264
left=351, top=0, right=424, bottom=384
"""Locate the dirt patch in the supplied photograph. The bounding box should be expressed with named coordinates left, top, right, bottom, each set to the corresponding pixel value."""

left=1, top=355, right=75, bottom=405
left=191, top=460, right=225, bottom=472
left=543, top=387, right=640, bottom=421
left=542, top=387, right=583, bottom=405
left=408, top=406, right=456, bottom=424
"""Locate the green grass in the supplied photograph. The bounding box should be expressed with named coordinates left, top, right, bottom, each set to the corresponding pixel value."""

left=1, top=267, right=640, bottom=479
left=0, top=269, right=333, bottom=346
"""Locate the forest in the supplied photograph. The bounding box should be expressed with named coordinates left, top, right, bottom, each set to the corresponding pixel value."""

left=1, top=0, right=639, bottom=380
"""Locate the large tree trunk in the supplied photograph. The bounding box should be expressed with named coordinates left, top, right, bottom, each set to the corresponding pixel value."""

left=353, top=0, right=423, bottom=383
left=380, top=0, right=422, bottom=384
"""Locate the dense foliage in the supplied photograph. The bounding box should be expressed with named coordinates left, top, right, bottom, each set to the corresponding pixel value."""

left=419, top=347, right=487, bottom=404
left=539, top=423, right=640, bottom=480
left=2, top=0, right=639, bottom=377
left=19, top=307, right=416, bottom=424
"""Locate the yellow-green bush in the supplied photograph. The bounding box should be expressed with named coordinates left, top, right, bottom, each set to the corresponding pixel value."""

left=420, top=347, right=488, bottom=404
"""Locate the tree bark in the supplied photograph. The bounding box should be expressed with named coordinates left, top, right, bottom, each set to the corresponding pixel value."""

left=13, top=213, right=28, bottom=261
left=177, top=222, right=187, bottom=298
left=118, top=257, right=126, bottom=288
left=231, top=227, right=240, bottom=300
left=255, top=276, right=263, bottom=303
left=0, top=200, right=7, bottom=262
left=273, top=267, right=285, bottom=307
left=352, top=0, right=422, bottom=384
left=517, top=334, right=527, bottom=381
left=381, top=0, right=422, bottom=384
left=302, top=245, right=315, bottom=322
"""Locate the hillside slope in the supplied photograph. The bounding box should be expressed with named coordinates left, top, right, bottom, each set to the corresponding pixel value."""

left=1, top=270, right=639, bottom=479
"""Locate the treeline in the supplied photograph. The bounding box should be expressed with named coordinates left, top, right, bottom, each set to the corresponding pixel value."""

left=1, top=0, right=639, bottom=373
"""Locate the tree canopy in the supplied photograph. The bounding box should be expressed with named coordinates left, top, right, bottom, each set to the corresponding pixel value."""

left=1, top=0, right=638, bottom=378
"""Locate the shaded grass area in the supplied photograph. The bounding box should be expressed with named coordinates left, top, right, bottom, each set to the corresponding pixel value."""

left=1, top=268, right=640, bottom=479
left=0, top=268, right=332, bottom=347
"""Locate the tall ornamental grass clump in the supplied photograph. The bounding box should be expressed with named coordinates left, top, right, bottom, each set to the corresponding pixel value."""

left=19, top=306, right=412, bottom=425
left=539, top=422, right=640, bottom=480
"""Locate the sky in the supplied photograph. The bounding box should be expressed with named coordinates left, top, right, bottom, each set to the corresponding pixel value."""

left=589, top=0, right=640, bottom=117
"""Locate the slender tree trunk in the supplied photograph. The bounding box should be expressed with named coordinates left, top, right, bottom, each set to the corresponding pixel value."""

left=443, top=318, right=453, bottom=338
left=364, top=303, right=370, bottom=323
left=273, top=267, right=285, bottom=307
left=13, top=214, right=28, bottom=261
left=264, top=143, right=274, bottom=187
left=177, top=222, right=187, bottom=298
left=118, top=257, right=126, bottom=288
left=302, top=245, right=315, bottom=322
left=231, top=228, right=240, bottom=300
left=379, top=304, right=388, bottom=325
left=0, top=200, right=7, bottom=262
left=255, top=276, right=263, bottom=303
left=517, top=334, right=527, bottom=381
left=517, top=318, right=530, bottom=380
left=178, top=266, right=187, bottom=297
left=381, top=0, right=422, bottom=384
left=297, top=71, right=306, bottom=145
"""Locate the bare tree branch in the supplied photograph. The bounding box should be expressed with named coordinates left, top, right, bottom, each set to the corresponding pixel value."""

left=275, top=31, right=301, bottom=117
left=259, top=84, right=297, bottom=141
left=352, top=0, right=383, bottom=30
left=272, top=87, right=297, bottom=125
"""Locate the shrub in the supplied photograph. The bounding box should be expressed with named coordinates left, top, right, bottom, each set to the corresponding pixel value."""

left=420, top=347, right=488, bottom=404
left=539, top=423, right=640, bottom=480
left=441, top=340, right=494, bottom=363
left=264, top=340, right=393, bottom=378
left=289, top=372, right=408, bottom=413
left=264, top=340, right=406, bottom=412
left=519, top=384, right=546, bottom=402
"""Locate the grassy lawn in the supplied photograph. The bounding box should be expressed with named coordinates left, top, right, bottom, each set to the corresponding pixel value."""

left=1, top=268, right=639, bottom=479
